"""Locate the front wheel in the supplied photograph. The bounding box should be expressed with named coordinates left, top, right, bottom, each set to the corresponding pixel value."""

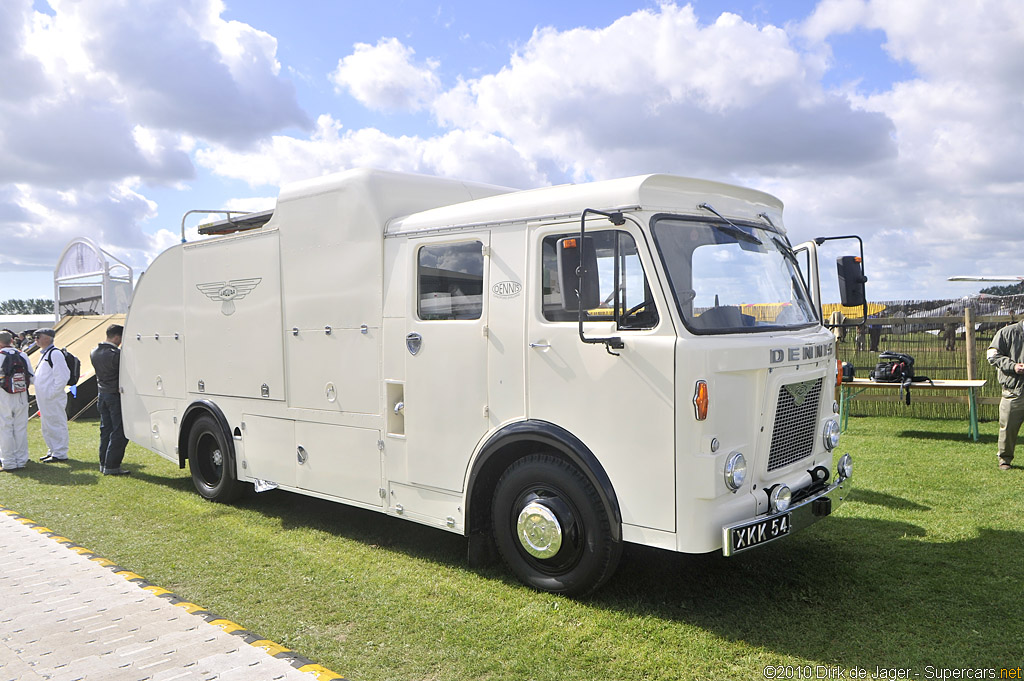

left=492, top=454, right=621, bottom=596
left=186, top=414, right=241, bottom=503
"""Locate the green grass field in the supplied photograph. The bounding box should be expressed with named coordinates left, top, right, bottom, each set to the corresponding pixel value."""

left=1, top=417, right=1021, bottom=680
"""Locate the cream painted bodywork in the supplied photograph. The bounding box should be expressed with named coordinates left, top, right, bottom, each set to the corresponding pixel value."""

left=121, top=168, right=842, bottom=555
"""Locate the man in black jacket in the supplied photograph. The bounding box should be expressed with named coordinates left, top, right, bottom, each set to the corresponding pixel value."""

left=90, top=324, right=130, bottom=475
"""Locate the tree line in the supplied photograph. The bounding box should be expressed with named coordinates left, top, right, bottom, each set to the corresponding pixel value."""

left=980, top=282, right=1024, bottom=296
left=0, top=298, right=54, bottom=315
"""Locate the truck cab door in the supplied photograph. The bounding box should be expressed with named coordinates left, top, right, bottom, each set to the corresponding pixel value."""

left=525, top=220, right=677, bottom=534
left=794, top=237, right=868, bottom=326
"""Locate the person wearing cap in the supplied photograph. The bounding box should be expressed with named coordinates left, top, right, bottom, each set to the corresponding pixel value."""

left=0, top=331, right=33, bottom=471
left=33, top=328, right=70, bottom=463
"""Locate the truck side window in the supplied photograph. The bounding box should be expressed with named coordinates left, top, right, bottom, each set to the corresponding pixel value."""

left=418, top=241, right=484, bottom=320
left=541, top=230, right=658, bottom=328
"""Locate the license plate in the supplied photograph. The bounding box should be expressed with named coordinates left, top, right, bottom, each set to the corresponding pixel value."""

left=729, top=513, right=791, bottom=553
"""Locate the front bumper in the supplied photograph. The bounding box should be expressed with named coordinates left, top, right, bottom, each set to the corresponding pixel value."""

left=721, top=472, right=851, bottom=556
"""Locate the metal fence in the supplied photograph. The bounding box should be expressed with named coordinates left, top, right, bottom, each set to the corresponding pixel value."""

left=833, top=295, right=1024, bottom=421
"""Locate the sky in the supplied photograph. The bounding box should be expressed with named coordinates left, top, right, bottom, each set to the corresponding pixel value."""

left=1, top=0, right=1022, bottom=303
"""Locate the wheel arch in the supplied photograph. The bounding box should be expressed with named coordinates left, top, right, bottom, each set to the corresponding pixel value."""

left=178, top=400, right=234, bottom=469
left=465, top=420, right=622, bottom=542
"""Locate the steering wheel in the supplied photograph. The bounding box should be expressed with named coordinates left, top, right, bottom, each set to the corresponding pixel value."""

left=622, top=301, right=647, bottom=320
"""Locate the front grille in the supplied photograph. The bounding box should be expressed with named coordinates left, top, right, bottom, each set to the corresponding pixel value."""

left=767, top=378, right=823, bottom=472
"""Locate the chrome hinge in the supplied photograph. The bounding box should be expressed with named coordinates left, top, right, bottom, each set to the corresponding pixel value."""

left=377, top=439, right=385, bottom=451
left=379, top=487, right=386, bottom=499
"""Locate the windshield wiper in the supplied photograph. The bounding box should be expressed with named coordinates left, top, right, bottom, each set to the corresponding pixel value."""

left=771, top=235, right=801, bottom=265
left=757, top=212, right=802, bottom=266
left=698, top=203, right=763, bottom=245
left=756, top=211, right=783, bottom=234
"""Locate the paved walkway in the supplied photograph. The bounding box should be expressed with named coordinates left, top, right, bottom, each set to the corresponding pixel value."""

left=0, top=509, right=346, bottom=681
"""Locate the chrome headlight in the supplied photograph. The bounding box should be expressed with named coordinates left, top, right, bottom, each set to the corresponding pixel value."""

left=769, top=485, right=792, bottom=513
left=724, top=452, right=747, bottom=491
left=837, top=453, right=853, bottom=480
left=823, top=419, right=840, bottom=451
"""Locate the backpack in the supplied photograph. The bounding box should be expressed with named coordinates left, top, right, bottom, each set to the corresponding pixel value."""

left=869, top=351, right=915, bottom=383
left=0, top=350, right=29, bottom=394
left=869, top=351, right=933, bottom=404
left=45, top=346, right=81, bottom=387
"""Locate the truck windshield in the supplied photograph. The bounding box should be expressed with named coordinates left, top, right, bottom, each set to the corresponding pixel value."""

left=652, top=216, right=817, bottom=333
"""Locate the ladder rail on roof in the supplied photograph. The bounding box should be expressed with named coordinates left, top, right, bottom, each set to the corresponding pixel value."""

left=182, top=209, right=275, bottom=241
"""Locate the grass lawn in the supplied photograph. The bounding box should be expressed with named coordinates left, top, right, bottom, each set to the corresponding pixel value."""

left=1, top=416, right=1021, bottom=680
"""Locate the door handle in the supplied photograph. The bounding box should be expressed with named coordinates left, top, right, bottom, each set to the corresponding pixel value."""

left=529, top=342, right=551, bottom=349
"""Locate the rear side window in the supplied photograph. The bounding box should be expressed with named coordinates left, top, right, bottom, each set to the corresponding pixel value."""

left=417, top=241, right=484, bottom=320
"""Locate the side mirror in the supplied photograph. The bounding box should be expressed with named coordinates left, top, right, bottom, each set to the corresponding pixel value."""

left=557, top=236, right=599, bottom=311
left=837, top=255, right=867, bottom=307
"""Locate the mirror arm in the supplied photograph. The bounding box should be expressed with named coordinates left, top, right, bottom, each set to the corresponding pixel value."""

left=578, top=208, right=626, bottom=356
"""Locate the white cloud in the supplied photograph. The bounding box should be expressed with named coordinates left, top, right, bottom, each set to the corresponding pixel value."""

left=206, top=4, right=894, bottom=190
left=432, top=4, right=894, bottom=182
left=1, top=0, right=309, bottom=192
left=0, top=181, right=156, bottom=272
left=0, top=1, right=51, bottom=103
left=784, top=0, right=1024, bottom=295
left=5, top=0, right=1023, bottom=302
left=800, top=0, right=869, bottom=43
left=331, top=38, right=441, bottom=112
left=64, top=0, right=310, bottom=146
left=197, top=114, right=545, bottom=189
left=0, top=0, right=311, bottom=277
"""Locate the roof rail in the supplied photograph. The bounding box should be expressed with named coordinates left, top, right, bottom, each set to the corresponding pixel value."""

left=180, top=209, right=274, bottom=242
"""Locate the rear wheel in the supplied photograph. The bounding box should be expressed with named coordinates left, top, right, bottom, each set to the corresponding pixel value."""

left=492, top=454, right=621, bottom=596
left=187, top=414, right=241, bottom=502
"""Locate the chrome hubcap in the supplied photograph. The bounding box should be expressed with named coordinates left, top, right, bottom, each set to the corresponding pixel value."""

left=211, top=449, right=223, bottom=467
left=516, top=501, right=563, bottom=558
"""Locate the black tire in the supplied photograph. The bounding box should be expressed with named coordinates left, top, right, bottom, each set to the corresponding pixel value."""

left=491, top=454, right=621, bottom=596
left=186, top=414, right=241, bottom=503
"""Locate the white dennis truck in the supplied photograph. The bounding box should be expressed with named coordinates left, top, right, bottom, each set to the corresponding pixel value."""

left=121, top=168, right=862, bottom=595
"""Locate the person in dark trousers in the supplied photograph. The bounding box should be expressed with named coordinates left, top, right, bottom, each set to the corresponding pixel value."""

left=868, top=324, right=882, bottom=352
left=90, top=324, right=130, bottom=475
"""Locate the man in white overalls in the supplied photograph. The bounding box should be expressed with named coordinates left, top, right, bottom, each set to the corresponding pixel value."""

left=0, top=331, right=33, bottom=471
left=34, top=329, right=71, bottom=463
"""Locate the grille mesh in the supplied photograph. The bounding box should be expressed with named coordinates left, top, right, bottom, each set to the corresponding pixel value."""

left=767, top=378, right=823, bottom=472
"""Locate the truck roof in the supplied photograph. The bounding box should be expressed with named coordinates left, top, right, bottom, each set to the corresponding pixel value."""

left=387, top=173, right=785, bottom=236
left=271, top=167, right=516, bottom=226
left=190, top=170, right=785, bottom=241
